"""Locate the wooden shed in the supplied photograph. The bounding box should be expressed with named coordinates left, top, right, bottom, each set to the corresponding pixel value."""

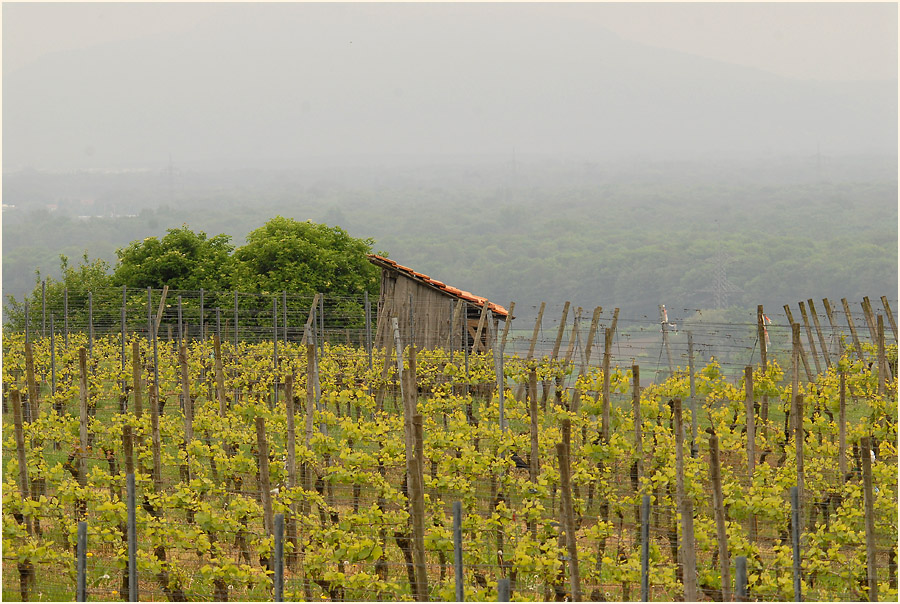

left=368, top=254, right=510, bottom=351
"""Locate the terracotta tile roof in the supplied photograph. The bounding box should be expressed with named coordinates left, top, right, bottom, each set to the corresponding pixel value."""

left=368, top=254, right=509, bottom=317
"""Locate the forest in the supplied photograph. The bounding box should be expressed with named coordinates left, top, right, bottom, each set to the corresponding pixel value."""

left=3, top=155, right=897, bottom=324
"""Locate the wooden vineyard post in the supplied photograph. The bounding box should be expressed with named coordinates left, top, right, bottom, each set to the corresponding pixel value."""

left=376, top=330, right=394, bottom=413
left=708, top=431, right=731, bottom=602
left=786, top=324, right=801, bottom=444
left=557, top=419, right=581, bottom=602
left=41, top=280, right=46, bottom=338
left=595, top=309, right=618, bottom=576
left=601, top=308, right=619, bottom=446
left=284, top=377, right=295, bottom=467
left=660, top=304, right=675, bottom=378
left=795, top=390, right=805, bottom=530
left=78, top=348, right=89, bottom=492
left=822, top=298, right=842, bottom=354
left=124, top=425, right=138, bottom=602
left=807, top=299, right=832, bottom=370
left=513, top=302, right=546, bottom=401
left=572, top=306, right=601, bottom=447
left=25, top=339, right=38, bottom=423
left=681, top=498, right=698, bottom=602
left=10, top=406, right=34, bottom=602
left=149, top=336, right=162, bottom=492
left=284, top=374, right=298, bottom=569
left=640, top=494, right=650, bottom=602
left=12, top=390, right=33, bottom=536
left=490, top=310, right=507, bottom=431
left=121, top=287, right=127, bottom=412
left=179, top=344, right=193, bottom=444
left=500, top=301, right=515, bottom=352
left=214, top=334, right=227, bottom=417
left=542, top=301, right=571, bottom=402
left=471, top=300, right=490, bottom=354
left=553, top=302, right=571, bottom=362
left=397, top=329, right=427, bottom=601
left=273, top=297, right=279, bottom=408
left=791, top=486, right=802, bottom=602
left=411, top=415, right=429, bottom=602
left=880, top=295, right=898, bottom=344
left=583, top=306, right=602, bottom=369
left=745, top=366, right=757, bottom=543
left=528, top=302, right=546, bottom=360
left=563, top=306, right=582, bottom=366
left=673, top=398, right=697, bottom=601
left=50, top=316, right=57, bottom=407
left=256, top=417, right=274, bottom=537
left=155, top=285, right=168, bottom=339
left=839, top=373, right=847, bottom=481
left=861, top=297, right=878, bottom=343
left=877, top=315, right=886, bottom=396
left=841, top=298, right=865, bottom=362
left=785, top=306, right=814, bottom=381
left=688, top=331, right=697, bottom=457
left=527, top=367, right=542, bottom=538
left=632, top=364, right=643, bottom=542
left=860, top=436, right=879, bottom=601
left=375, top=298, right=398, bottom=412
left=391, top=317, right=409, bottom=447
left=131, top=341, right=143, bottom=419
left=529, top=368, right=541, bottom=482
left=63, top=287, right=69, bottom=347
left=757, top=306, right=769, bottom=428
left=566, top=308, right=592, bottom=418
left=88, top=291, right=94, bottom=356
left=798, top=301, right=822, bottom=375
left=305, top=340, right=317, bottom=494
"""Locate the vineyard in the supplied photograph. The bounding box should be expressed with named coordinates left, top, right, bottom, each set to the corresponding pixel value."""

left=2, top=290, right=898, bottom=602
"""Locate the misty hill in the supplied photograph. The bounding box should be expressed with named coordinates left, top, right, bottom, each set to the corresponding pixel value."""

left=3, top=4, right=896, bottom=172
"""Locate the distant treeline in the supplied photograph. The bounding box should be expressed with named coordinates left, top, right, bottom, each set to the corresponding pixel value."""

left=2, top=158, right=896, bottom=322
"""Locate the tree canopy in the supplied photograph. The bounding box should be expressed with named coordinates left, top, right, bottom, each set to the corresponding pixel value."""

left=112, top=225, right=234, bottom=291
left=5, top=218, right=382, bottom=330
left=230, top=217, right=379, bottom=298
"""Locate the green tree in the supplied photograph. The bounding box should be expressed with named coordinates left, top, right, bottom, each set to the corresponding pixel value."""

left=4, top=252, right=114, bottom=331
left=229, top=217, right=380, bottom=332
left=230, top=217, right=379, bottom=297
left=111, top=225, right=234, bottom=291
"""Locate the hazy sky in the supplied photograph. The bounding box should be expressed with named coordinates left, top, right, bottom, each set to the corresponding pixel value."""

left=3, top=1, right=897, bottom=81
left=2, top=1, right=896, bottom=170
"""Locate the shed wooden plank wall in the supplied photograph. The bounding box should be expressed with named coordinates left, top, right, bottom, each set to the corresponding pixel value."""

left=373, top=268, right=501, bottom=351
